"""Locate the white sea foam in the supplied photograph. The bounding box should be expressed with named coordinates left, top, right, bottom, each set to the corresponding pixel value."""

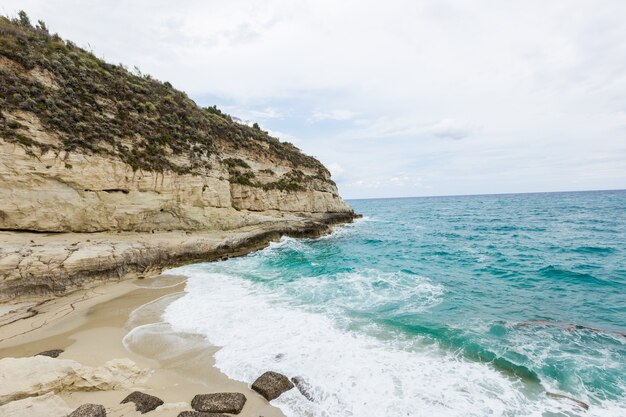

left=264, top=235, right=310, bottom=251
left=160, top=266, right=623, bottom=417
left=314, top=215, right=372, bottom=241
left=159, top=233, right=626, bottom=416
left=284, top=269, right=444, bottom=317
left=126, top=292, right=185, bottom=330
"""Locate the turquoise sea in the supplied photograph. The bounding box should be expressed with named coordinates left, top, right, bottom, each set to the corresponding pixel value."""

left=163, top=190, right=626, bottom=417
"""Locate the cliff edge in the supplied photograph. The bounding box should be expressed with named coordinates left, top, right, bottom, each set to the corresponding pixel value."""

left=0, top=15, right=355, bottom=301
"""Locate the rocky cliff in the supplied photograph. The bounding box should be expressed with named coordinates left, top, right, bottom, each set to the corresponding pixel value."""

left=0, top=136, right=352, bottom=233
left=0, top=16, right=352, bottom=234
left=0, top=15, right=354, bottom=300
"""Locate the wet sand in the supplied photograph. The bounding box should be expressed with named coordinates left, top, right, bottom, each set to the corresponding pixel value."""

left=0, top=274, right=285, bottom=417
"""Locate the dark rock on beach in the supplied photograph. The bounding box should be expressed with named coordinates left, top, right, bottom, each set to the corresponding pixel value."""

left=35, top=349, right=64, bottom=358
left=178, top=412, right=228, bottom=417
left=121, top=391, right=164, bottom=413
left=68, top=404, right=106, bottom=417
left=191, top=393, right=246, bottom=414
left=252, top=371, right=294, bottom=401
left=291, top=376, right=315, bottom=402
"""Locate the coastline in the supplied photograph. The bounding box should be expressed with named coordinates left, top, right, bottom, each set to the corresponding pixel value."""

left=0, top=213, right=356, bottom=417
left=0, top=274, right=287, bottom=417
left=0, top=211, right=356, bottom=302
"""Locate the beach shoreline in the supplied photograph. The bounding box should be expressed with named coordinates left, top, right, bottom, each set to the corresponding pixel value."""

left=0, top=216, right=359, bottom=416
left=0, top=273, right=288, bottom=417
left=0, top=215, right=357, bottom=417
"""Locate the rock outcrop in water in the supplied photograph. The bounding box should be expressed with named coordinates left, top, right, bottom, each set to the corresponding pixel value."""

left=291, top=376, right=315, bottom=402
left=0, top=14, right=355, bottom=300
left=251, top=371, right=295, bottom=401
left=546, top=392, right=590, bottom=411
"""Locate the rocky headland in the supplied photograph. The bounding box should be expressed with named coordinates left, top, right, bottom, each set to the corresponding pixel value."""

left=0, top=14, right=355, bottom=301
left=0, top=13, right=355, bottom=417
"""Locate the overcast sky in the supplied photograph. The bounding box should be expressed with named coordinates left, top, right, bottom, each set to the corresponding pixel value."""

left=3, top=1, right=626, bottom=198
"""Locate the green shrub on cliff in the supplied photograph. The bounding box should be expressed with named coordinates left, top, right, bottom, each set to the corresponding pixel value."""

left=0, top=12, right=328, bottom=178
left=223, top=158, right=251, bottom=170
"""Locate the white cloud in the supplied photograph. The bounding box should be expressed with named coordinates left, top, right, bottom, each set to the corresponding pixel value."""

left=327, top=162, right=345, bottom=181
left=428, top=119, right=478, bottom=140
left=228, top=107, right=284, bottom=128
left=230, top=107, right=283, bottom=120
left=261, top=128, right=301, bottom=145
left=308, top=110, right=358, bottom=123
left=341, top=117, right=478, bottom=140
left=350, top=175, right=428, bottom=190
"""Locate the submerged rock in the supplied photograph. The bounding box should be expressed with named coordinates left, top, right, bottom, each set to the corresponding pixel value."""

left=291, top=376, right=315, bottom=402
left=546, top=392, right=590, bottom=410
left=35, top=349, right=64, bottom=358
left=121, top=391, right=164, bottom=414
left=68, top=403, right=106, bottom=417
left=190, top=393, right=246, bottom=414
left=251, top=371, right=294, bottom=401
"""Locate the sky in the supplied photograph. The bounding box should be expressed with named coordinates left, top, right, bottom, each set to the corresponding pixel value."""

left=3, top=1, right=625, bottom=199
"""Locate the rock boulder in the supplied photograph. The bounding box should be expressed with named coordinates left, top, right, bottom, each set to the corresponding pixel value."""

left=68, top=403, right=107, bottom=417
left=251, top=371, right=294, bottom=401
left=190, top=393, right=246, bottom=414
left=120, top=391, right=164, bottom=414
left=291, top=376, right=315, bottom=402
left=35, top=349, right=64, bottom=358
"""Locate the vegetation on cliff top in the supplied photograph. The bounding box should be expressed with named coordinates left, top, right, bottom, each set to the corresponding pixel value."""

left=0, top=12, right=328, bottom=177
left=221, top=157, right=310, bottom=192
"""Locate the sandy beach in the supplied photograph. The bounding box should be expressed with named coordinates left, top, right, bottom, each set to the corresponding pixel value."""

left=0, top=273, right=286, bottom=417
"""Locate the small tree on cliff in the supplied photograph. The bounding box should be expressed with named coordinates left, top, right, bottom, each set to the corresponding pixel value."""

left=36, top=19, right=49, bottom=34
left=16, top=10, right=31, bottom=27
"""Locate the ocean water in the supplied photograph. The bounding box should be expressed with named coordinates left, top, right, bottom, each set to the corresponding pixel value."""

left=163, top=190, right=626, bottom=417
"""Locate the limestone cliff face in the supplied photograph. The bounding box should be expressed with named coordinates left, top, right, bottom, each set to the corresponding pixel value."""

left=0, top=133, right=352, bottom=233
left=0, top=17, right=353, bottom=233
